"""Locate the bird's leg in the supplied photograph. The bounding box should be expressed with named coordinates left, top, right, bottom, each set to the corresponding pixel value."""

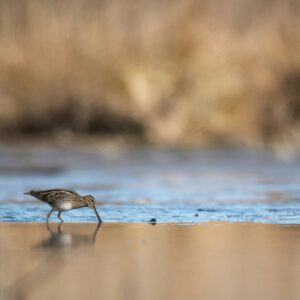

left=57, top=211, right=64, bottom=223
left=46, top=209, right=54, bottom=222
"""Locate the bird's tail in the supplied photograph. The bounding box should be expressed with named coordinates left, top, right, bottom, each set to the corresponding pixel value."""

left=24, top=190, right=39, bottom=197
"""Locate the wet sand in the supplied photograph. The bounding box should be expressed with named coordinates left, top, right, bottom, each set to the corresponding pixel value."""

left=0, top=223, right=300, bottom=300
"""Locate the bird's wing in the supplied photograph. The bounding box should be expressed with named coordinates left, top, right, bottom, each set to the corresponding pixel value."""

left=38, top=188, right=79, bottom=196
left=47, top=190, right=78, bottom=205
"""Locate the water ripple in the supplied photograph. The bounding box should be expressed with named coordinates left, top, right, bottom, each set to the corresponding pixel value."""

left=0, top=148, right=300, bottom=224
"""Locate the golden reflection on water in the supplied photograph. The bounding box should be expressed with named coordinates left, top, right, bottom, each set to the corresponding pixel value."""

left=0, top=223, right=300, bottom=300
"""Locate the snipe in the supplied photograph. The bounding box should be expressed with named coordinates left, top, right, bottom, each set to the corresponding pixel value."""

left=24, top=189, right=102, bottom=223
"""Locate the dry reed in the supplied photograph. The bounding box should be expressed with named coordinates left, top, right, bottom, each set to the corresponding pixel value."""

left=0, top=0, right=300, bottom=150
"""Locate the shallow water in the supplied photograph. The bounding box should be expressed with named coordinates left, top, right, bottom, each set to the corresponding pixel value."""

left=1, top=223, right=300, bottom=300
left=0, top=147, right=300, bottom=224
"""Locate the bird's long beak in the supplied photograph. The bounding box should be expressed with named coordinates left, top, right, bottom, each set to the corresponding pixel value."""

left=24, top=192, right=30, bottom=195
left=93, top=204, right=102, bottom=223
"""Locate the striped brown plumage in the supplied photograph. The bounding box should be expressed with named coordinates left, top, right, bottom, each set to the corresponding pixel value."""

left=24, top=188, right=102, bottom=223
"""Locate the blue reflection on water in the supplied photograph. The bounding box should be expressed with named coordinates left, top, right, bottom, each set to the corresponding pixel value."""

left=0, top=203, right=300, bottom=224
left=0, top=147, right=300, bottom=224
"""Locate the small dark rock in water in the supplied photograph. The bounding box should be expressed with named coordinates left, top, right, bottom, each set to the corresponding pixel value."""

left=195, top=213, right=199, bottom=217
left=149, top=218, right=157, bottom=225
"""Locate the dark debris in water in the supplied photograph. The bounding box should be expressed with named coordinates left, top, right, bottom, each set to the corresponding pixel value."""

left=197, top=208, right=217, bottom=212
left=197, top=208, right=216, bottom=212
left=148, top=218, right=157, bottom=225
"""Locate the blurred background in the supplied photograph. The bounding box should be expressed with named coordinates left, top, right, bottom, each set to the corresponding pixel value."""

left=1, top=4, right=300, bottom=298
left=1, top=0, right=300, bottom=223
left=0, top=0, right=300, bottom=150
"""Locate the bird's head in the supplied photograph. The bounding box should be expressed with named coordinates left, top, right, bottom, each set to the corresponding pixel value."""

left=83, top=195, right=96, bottom=208
left=83, top=194, right=102, bottom=223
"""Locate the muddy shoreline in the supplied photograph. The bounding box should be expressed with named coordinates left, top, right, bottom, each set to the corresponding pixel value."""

left=1, top=222, right=300, bottom=300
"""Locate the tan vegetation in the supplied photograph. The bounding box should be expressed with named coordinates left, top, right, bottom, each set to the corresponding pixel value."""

left=0, top=0, right=300, bottom=149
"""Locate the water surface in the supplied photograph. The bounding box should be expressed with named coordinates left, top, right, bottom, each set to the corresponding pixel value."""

left=0, top=147, right=300, bottom=224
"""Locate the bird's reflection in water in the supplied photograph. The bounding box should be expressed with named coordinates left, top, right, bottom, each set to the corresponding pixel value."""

left=5, top=223, right=101, bottom=300
left=39, top=222, right=101, bottom=249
